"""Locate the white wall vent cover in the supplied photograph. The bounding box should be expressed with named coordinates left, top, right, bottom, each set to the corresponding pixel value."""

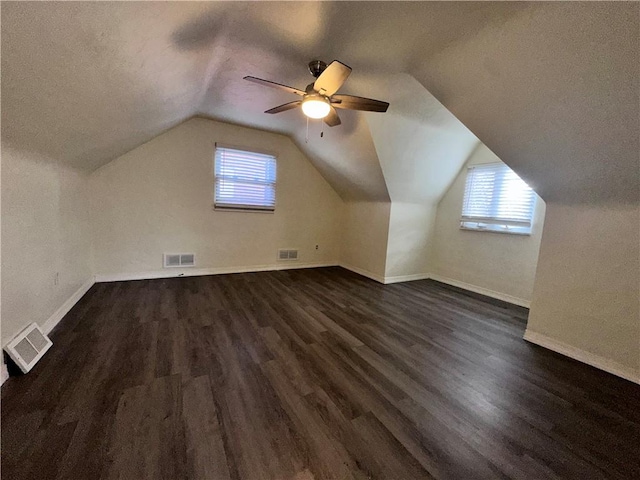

left=278, top=249, right=299, bottom=261
left=164, top=253, right=196, bottom=268
left=5, top=323, right=53, bottom=374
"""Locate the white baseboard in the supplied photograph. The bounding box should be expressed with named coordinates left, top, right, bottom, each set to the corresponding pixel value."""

left=97, top=262, right=428, bottom=287
left=1, top=360, right=8, bottom=387
left=384, top=273, right=431, bottom=284
left=524, top=329, right=640, bottom=385
left=42, top=277, right=96, bottom=335
left=339, top=263, right=386, bottom=284
left=8, top=266, right=635, bottom=389
left=95, top=262, right=339, bottom=283
left=428, top=273, right=530, bottom=308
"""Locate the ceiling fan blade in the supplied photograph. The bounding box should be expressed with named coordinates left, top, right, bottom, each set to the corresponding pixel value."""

left=313, top=60, right=352, bottom=96
left=244, top=76, right=305, bottom=96
left=265, top=101, right=302, bottom=114
left=323, top=106, right=341, bottom=127
left=331, top=94, right=389, bottom=112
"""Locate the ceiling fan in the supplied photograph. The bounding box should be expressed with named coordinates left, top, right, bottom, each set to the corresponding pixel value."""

left=244, top=60, right=389, bottom=127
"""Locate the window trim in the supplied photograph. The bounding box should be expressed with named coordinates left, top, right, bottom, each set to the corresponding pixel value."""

left=213, top=143, right=277, bottom=213
left=460, top=162, right=536, bottom=236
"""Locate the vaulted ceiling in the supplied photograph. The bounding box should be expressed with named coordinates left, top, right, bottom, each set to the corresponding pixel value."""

left=2, top=2, right=637, bottom=205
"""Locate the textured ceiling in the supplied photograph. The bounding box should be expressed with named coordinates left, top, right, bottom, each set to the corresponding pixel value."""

left=2, top=2, right=637, bottom=204
left=0, top=1, right=521, bottom=202
left=411, top=2, right=639, bottom=205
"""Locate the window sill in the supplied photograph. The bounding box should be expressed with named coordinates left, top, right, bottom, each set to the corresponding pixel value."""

left=460, top=225, right=531, bottom=236
left=213, top=205, right=275, bottom=214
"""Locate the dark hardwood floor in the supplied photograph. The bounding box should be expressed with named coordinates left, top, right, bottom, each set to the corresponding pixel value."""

left=2, top=267, right=639, bottom=479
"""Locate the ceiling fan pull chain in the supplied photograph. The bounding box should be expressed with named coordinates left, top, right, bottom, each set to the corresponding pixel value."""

left=305, top=116, right=309, bottom=143
left=321, top=121, right=324, bottom=138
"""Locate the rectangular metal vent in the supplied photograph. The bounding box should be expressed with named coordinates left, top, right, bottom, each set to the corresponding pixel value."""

left=180, top=253, right=195, bottom=266
left=163, top=253, right=196, bottom=268
left=4, top=323, right=53, bottom=374
left=278, top=249, right=298, bottom=261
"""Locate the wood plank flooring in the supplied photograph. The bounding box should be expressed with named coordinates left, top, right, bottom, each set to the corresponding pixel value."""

left=2, top=267, right=639, bottom=479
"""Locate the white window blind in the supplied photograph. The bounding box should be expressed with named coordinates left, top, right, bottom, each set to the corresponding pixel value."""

left=461, top=163, right=536, bottom=235
left=214, top=146, right=276, bottom=211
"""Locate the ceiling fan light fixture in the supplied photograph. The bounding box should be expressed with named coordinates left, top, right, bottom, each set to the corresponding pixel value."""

left=301, top=95, right=330, bottom=119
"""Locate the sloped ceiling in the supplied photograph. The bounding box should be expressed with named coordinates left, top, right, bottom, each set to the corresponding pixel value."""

left=411, top=2, right=639, bottom=205
left=0, top=1, right=523, bottom=203
left=361, top=74, right=479, bottom=203
left=3, top=2, right=637, bottom=205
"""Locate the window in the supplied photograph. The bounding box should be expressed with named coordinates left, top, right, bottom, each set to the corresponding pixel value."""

left=461, top=163, right=536, bottom=235
left=214, top=145, right=277, bottom=211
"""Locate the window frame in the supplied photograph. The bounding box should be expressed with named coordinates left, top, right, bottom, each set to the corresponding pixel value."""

left=213, top=143, right=277, bottom=213
left=460, top=162, right=536, bottom=236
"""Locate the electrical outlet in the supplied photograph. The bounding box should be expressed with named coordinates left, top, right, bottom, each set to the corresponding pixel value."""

left=315, top=244, right=319, bottom=250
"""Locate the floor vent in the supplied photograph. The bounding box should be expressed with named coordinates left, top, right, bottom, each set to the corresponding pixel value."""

left=164, top=253, right=196, bottom=268
left=4, top=323, right=53, bottom=374
left=278, top=249, right=299, bottom=261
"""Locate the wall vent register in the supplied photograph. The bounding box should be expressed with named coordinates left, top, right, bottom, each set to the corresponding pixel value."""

left=461, top=163, right=537, bottom=235
left=4, top=323, right=53, bottom=374
left=163, top=253, right=196, bottom=268
left=278, top=249, right=299, bottom=261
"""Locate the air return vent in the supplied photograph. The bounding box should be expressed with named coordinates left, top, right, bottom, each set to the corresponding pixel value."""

left=278, top=249, right=298, bottom=261
left=5, top=323, right=53, bottom=374
left=163, top=253, right=196, bottom=268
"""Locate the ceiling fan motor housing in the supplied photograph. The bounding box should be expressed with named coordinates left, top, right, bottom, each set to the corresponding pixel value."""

left=308, top=60, right=327, bottom=78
